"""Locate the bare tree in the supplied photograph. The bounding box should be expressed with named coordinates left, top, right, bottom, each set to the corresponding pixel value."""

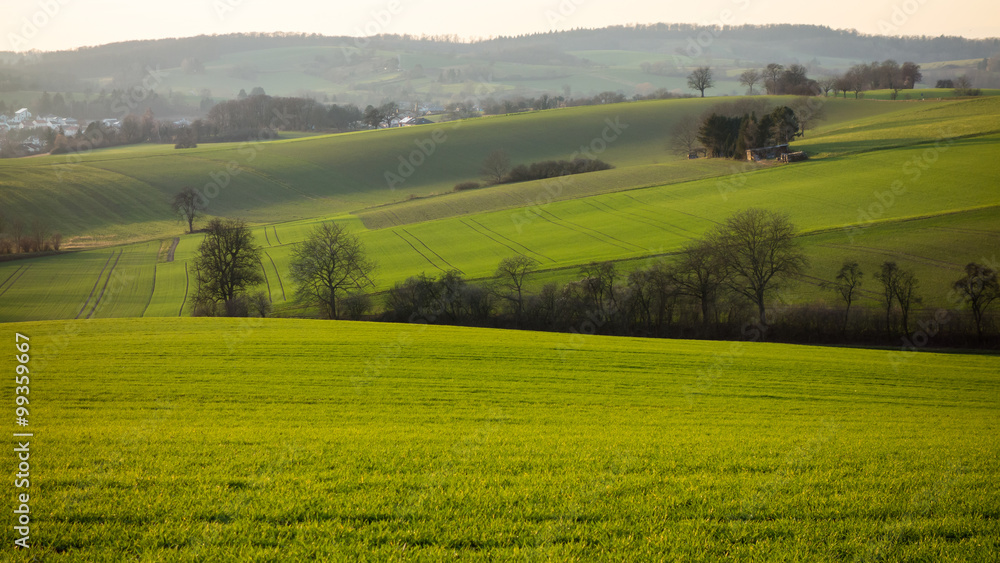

left=669, top=114, right=702, bottom=157
left=580, top=261, right=619, bottom=324
left=29, top=218, right=48, bottom=251
left=817, top=77, right=837, bottom=97
left=481, top=149, right=511, bottom=184
left=763, top=63, right=784, bottom=94
left=687, top=66, right=714, bottom=98
left=494, top=255, right=538, bottom=323
left=667, top=239, right=727, bottom=326
left=825, top=262, right=863, bottom=334
left=875, top=261, right=901, bottom=337
left=739, top=69, right=761, bottom=95
left=9, top=219, right=25, bottom=253
left=289, top=222, right=376, bottom=320
left=895, top=270, right=921, bottom=335
left=953, top=263, right=1000, bottom=342
left=50, top=232, right=63, bottom=251
left=193, top=218, right=264, bottom=315
left=172, top=187, right=205, bottom=234
left=711, top=208, right=807, bottom=329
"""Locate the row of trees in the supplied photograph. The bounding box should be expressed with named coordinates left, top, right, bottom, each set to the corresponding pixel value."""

left=689, top=63, right=826, bottom=98
left=187, top=208, right=998, bottom=348
left=832, top=60, right=922, bottom=98
left=471, top=149, right=613, bottom=188
left=0, top=214, right=62, bottom=254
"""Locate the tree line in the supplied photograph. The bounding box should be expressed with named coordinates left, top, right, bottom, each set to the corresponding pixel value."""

left=0, top=213, right=62, bottom=255
left=187, top=207, right=998, bottom=349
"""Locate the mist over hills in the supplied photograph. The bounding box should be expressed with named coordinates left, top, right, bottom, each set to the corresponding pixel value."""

left=2, top=24, right=998, bottom=110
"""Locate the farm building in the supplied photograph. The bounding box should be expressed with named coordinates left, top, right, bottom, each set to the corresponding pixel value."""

left=779, top=151, right=808, bottom=163
left=745, top=144, right=789, bottom=161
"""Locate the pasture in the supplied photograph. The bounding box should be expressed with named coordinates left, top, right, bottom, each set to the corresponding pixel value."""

left=6, top=318, right=999, bottom=560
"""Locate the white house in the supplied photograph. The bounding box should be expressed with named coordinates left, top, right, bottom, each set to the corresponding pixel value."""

left=12, top=108, right=31, bottom=123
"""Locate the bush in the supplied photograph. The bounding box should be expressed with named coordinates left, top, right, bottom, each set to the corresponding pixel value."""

left=453, top=181, right=481, bottom=192
left=341, top=292, right=372, bottom=320
left=500, top=158, right=613, bottom=184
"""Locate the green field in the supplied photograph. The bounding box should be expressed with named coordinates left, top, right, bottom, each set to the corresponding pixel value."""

left=3, top=318, right=997, bottom=560
left=2, top=96, right=999, bottom=321
left=0, top=94, right=1000, bottom=321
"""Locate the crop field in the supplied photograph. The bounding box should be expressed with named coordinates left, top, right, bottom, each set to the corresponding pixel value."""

left=4, top=318, right=998, bottom=560
left=0, top=97, right=919, bottom=244
left=2, top=97, right=999, bottom=321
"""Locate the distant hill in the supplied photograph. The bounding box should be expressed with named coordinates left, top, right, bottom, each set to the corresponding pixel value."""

left=1, top=25, right=998, bottom=113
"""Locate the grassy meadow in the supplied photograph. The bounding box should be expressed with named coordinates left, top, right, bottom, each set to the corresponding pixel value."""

left=3, top=318, right=998, bottom=560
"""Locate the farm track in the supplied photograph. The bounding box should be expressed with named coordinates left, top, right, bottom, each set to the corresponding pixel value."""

left=819, top=243, right=962, bottom=270
left=459, top=219, right=532, bottom=262
left=392, top=230, right=445, bottom=272
left=265, top=251, right=286, bottom=301
left=594, top=196, right=699, bottom=240
left=537, top=208, right=644, bottom=252
left=76, top=252, right=117, bottom=319
left=400, top=228, right=464, bottom=273
left=0, top=265, right=31, bottom=299
left=264, top=227, right=272, bottom=246
left=583, top=198, right=676, bottom=235
left=258, top=257, right=273, bottom=302
left=165, top=237, right=180, bottom=262
left=273, top=226, right=282, bottom=245
left=86, top=250, right=124, bottom=319
left=465, top=218, right=556, bottom=263
left=621, top=193, right=719, bottom=227
left=142, top=260, right=157, bottom=317
left=178, top=262, right=189, bottom=317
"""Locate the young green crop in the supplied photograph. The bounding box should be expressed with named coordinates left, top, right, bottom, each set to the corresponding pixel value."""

left=7, top=318, right=999, bottom=560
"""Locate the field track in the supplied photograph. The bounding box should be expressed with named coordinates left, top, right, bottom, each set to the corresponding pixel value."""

left=165, top=237, right=180, bottom=262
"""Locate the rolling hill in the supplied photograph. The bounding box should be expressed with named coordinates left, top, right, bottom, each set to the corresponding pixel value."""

left=1, top=96, right=999, bottom=322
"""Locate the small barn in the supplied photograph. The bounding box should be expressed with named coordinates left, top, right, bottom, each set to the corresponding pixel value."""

left=779, top=151, right=808, bottom=163
left=745, top=144, right=789, bottom=162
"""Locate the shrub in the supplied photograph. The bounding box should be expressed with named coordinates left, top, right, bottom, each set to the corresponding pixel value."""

left=453, top=181, right=481, bottom=192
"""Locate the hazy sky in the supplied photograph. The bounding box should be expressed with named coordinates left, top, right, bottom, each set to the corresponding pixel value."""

left=3, top=0, right=998, bottom=53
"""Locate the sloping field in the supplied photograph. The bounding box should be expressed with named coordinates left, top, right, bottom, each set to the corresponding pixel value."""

left=1, top=97, right=998, bottom=321
left=0, top=97, right=921, bottom=244
left=9, top=318, right=999, bottom=560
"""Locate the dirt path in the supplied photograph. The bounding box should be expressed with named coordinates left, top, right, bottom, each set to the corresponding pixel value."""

left=166, top=237, right=180, bottom=262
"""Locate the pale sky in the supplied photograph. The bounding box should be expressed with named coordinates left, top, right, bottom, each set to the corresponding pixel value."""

left=3, top=0, right=998, bottom=53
